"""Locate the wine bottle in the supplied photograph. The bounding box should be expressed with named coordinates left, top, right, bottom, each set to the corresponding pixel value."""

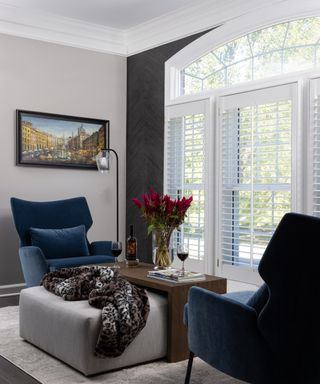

left=126, top=224, right=137, bottom=261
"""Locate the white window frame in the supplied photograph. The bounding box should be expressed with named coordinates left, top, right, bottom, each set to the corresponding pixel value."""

left=164, top=1, right=320, bottom=281
left=215, top=80, right=301, bottom=284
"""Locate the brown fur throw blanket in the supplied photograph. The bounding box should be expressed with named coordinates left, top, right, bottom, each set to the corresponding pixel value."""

left=41, top=266, right=150, bottom=358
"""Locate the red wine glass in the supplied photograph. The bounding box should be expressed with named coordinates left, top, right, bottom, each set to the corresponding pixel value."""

left=111, top=241, right=122, bottom=269
left=177, top=245, right=189, bottom=276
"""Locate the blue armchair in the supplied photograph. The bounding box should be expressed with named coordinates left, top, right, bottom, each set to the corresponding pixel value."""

left=11, top=196, right=114, bottom=287
left=184, top=213, right=320, bottom=384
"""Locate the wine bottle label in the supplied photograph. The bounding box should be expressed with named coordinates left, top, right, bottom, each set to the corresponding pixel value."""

left=127, top=240, right=137, bottom=260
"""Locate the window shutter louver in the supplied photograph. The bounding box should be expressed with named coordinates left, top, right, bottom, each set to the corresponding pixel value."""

left=166, top=116, right=184, bottom=249
left=219, top=85, right=293, bottom=274
left=183, top=113, right=205, bottom=260
left=166, top=117, right=183, bottom=199
left=310, top=79, right=320, bottom=217
left=165, top=101, right=207, bottom=264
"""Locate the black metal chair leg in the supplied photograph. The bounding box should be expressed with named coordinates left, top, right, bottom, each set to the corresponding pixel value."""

left=184, top=351, right=194, bottom=384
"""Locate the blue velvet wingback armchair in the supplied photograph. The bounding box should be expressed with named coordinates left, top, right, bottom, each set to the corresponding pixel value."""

left=11, top=196, right=114, bottom=287
left=184, top=213, right=320, bottom=384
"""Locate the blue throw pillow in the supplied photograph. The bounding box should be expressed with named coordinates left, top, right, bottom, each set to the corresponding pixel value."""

left=30, top=225, right=90, bottom=260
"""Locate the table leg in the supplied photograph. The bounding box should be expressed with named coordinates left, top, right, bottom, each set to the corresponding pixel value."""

left=166, top=280, right=227, bottom=362
left=167, top=286, right=190, bottom=362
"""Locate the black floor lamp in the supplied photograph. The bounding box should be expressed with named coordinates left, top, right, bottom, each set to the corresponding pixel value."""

left=96, top=148, right=119, bottom=242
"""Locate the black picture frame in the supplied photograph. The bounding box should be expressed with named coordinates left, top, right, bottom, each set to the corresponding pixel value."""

left=16, top=110, right=109, bottom=170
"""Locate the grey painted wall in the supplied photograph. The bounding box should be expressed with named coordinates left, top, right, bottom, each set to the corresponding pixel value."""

left=126, top=31, right=208, bottom=263
left=0, top=34, right=127, bottom=287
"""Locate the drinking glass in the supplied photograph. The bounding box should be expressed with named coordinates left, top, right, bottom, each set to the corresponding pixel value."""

left=177, top=245, right=189, bottom=276
left=111, top=241, right=122, bottom=269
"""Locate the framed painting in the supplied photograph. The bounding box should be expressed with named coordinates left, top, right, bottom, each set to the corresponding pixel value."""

left=16, top=110, right=109, bottom=170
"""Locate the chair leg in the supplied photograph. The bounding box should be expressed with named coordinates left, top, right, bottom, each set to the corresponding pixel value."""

left=184, top=351, right=194, bottom=384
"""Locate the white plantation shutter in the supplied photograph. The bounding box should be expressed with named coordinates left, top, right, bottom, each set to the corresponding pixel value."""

left=166, top=117, right=183, bottom=199
left=310, top=79, right=320, bottom=216
left=166, top=116, right=184, bottom=250
left=218, top=84, right=296, bottom=283
left=165, top=101, right=208, bottom=271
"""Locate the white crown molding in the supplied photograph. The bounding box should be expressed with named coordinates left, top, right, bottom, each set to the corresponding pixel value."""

left=0, top=2, right=127, bottom=55
left=0, top=0, right=292, bottom=57
left=125, top=0, right=286, bottom=56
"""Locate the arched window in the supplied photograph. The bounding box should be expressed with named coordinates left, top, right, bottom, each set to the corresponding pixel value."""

left=165, top=6, right=320, bottom=283
left=182, top=17, right=320, bottom=95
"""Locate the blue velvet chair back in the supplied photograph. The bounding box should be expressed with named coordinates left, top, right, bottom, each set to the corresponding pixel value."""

left=258, top=212, right=320, bottom=382
left=11, top=197, right=93, bottom=246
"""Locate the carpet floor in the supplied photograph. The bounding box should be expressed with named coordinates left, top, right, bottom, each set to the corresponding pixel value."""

left=0, top=306, right=246, bottom=384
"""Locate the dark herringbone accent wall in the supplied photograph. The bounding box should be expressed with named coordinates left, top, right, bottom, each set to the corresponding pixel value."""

left=126, top=31, right=209, bottom=263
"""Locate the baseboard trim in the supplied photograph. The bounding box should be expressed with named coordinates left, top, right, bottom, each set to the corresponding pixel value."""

left=0, top=292, right=20, bottom=298
left=0, top=283, right=26, bottom=297
left=0, top=283, right=25, bottom=289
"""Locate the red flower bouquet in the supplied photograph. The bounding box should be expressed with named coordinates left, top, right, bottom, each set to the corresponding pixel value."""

left=132, top=188, right=192, bottom=267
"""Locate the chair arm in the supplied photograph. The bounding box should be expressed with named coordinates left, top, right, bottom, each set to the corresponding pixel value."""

left=186, top=286, right=273, bottom=383
left=90, top=241, right=112, bottom=256
left=19, top=246, right=48, bottom=287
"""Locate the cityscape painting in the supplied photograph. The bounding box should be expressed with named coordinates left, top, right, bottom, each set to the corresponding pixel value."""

left=16, top=110, right=109, bottom=169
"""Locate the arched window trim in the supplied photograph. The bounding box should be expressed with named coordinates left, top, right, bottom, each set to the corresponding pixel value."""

left=165, top=0, right=320, bottom=104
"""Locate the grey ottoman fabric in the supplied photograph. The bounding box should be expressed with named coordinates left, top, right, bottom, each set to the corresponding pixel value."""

left=19, top=286, right=167, bottom=375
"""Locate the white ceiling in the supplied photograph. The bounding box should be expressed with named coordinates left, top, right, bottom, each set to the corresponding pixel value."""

left=0, top=0, right=209, bottom=29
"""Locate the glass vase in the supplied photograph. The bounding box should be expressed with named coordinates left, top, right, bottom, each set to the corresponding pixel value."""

left=152, top=228, right=173, bottom=269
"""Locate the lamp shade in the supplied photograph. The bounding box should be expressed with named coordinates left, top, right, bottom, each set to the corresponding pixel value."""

left=95, top=147, right=119, bottom=241
left=96, top=149, right=112, bottom=173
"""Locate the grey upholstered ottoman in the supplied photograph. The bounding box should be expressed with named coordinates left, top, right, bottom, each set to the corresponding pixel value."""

left=19, top=286, right=167, bottom=375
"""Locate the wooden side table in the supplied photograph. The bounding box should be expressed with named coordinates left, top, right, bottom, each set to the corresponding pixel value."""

left=117, top=262, right=227, bottom=362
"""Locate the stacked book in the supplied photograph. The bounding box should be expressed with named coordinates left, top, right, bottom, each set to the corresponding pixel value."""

left=147, top=269, right=205, bottom=283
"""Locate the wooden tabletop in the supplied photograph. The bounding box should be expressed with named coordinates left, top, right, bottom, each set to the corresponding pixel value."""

left=117, top=261, right=225, bottom=292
